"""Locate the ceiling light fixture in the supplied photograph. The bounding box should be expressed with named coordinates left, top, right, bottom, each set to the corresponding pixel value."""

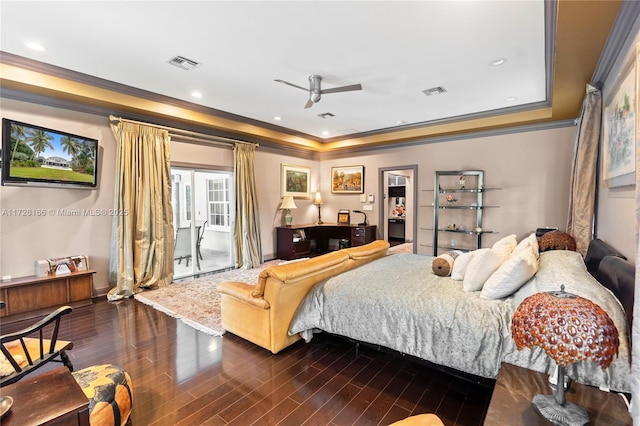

left=274, top=116, right=282, bottom=121
left=505, top=96, right=518, bottom=102
left=322, top=131, right=330, bottom=137
left=191, top=91, right=202, bottom=99
left=490, top=57, right=507, bottom=66
left=26, top=42, right=45, bottom=51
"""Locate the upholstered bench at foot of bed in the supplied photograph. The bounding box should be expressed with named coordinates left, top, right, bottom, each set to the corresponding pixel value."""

left=390, top=413, right=445, bottom=426
left=71, top=363, right=133, bottom=426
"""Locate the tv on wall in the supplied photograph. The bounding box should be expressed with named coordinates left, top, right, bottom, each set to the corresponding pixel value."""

left=1, top=118, right=98, bottom=189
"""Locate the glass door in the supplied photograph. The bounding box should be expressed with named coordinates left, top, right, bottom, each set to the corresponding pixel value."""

left=171, top=167, right=234, bottom=279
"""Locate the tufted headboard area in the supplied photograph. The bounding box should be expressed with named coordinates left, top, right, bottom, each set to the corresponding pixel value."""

left=585, top=238, right=635, bottom=330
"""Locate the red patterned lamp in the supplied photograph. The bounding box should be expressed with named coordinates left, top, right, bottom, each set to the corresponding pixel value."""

left=511, top=285, right=619, bottom=426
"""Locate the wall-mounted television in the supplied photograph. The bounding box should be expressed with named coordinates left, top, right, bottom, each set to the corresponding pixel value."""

left=1, top=118, right=98, bottom=189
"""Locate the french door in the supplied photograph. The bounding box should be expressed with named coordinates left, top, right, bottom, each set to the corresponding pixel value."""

left=171, top=167, right=234, bottom=279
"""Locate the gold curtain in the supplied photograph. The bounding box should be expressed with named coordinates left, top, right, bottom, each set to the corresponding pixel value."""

left=233, top=143, right=263, bottom=269
left=566, top=88, right=601, bottom=255
left=108, top=121, right=174, bottom=300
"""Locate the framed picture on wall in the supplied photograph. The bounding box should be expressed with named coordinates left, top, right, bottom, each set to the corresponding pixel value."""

left=603, top=50, right=636, bottom=188
left=281, top=164, right=310, bottom=198
left=331, top=165, right=364, bottom=194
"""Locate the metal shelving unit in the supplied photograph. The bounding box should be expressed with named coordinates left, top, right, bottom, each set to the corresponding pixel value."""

left=432, top=170, right=499, bottom=255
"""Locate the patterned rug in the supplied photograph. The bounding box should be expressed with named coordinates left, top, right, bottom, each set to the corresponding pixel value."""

left=134, top=260, right=280, bottom=336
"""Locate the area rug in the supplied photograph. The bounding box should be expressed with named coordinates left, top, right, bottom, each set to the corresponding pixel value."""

left=134, top=260, right=280, bottom=337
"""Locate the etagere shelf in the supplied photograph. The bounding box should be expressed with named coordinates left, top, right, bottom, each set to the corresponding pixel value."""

left=430, top=170, right=500, bottom=255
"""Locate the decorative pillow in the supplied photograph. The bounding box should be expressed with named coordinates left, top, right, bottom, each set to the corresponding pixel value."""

left=432, top=250, right=463, bottom=277
left=480, top=249, right=539, bottom=300
left=451, top=251, right=474, bottom=281
left=539, top=231, right=576, bottom=252
left=491, top=234, right=517, bottom=258
left=512, top=233, right=539, bottom=259
left=462, top=249, right=505, bottom=291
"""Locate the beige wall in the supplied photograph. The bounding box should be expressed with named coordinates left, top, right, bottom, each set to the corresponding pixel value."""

left=597, top=16, right=640, bottom=261
left=2, top=95, right=629, bottom=296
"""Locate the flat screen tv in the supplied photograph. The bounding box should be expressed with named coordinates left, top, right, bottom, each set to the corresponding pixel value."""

left=1, top=118, right=98, bottom=189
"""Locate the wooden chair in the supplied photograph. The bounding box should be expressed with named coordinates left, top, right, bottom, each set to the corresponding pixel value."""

left=0, top=305, right=74, bottom=387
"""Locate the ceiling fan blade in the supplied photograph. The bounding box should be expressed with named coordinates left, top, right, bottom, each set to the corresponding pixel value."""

left=304, top=98, right=314, bottom=109
left=320, top=83, right=363, bottom=94
left=274, top=79, right=309, bottom=92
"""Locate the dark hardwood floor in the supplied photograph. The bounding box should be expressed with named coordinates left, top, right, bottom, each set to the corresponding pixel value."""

left=2, top=299, right=493, bottom=425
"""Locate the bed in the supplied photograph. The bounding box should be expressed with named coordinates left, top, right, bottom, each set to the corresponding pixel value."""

left=288, top=239, right=633, bottom=393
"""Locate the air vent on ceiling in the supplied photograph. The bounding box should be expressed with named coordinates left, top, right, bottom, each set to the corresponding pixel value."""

left=317, top=112, right=335, bottom=119
left=422, top=86, right=447, bottom=96
left=167, top=55, right=201, bottom=71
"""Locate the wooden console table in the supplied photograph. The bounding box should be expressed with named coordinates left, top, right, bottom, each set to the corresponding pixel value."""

left=0, top=270, right=95, bottom=323
left=485, top=362, right=631, bottom=425
left=0, top=367, right=89, bottom=425
left=276, top=223, right=377, bottom=260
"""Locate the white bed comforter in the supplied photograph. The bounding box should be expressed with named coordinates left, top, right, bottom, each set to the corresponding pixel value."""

left=288, top=250, right=631, bottom=392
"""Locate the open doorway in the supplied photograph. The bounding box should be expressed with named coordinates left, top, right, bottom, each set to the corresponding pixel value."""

left=171, top=167, right=235, bottom=279
left=378, top=165, right=417, bottom=253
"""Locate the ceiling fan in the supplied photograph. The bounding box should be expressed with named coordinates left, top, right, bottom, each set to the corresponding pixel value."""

left=274, top=75, right=362, bottom=109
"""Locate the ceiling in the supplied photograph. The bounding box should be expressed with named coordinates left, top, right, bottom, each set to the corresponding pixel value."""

left=0, top=1, right=623, bottom=152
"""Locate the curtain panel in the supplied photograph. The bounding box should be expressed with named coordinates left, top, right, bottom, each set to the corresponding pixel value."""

left=233, top=143, right=263, bottom=269
left=567, top=89, right=602, bottom=255
left=108, top=122, right=174, bottom=300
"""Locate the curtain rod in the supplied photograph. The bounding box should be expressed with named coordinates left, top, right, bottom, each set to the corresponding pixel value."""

left=109, top=115, right=258, bottom=147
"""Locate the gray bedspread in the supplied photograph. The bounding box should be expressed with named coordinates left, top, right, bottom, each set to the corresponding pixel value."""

left=288, top=250, right=631, bottom=392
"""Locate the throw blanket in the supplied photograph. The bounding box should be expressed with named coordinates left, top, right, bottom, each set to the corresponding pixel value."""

left=289, top=251, right=631, bottom=392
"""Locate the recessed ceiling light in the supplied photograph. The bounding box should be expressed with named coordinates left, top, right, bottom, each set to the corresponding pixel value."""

left=191, top=91, right=202, bottom=99
left=274, top=116, right=282, bottom=121
left=322, top=131, right=330, bottom=137
left=396, top=120, right=407, bottom=125
left=505, top=96, right=518, bottom=102
left=490, top=57, right=507, bottom=66
left=26, top=42, right=45, bottom=51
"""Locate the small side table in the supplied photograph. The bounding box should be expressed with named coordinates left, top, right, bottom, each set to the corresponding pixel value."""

left=0, top=367, right=89, bottom=425
left=485, top=362, right=631, bottom=425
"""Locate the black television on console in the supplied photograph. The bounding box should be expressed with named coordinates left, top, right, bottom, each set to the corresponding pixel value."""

left=1, top=118, right=98, bottom=189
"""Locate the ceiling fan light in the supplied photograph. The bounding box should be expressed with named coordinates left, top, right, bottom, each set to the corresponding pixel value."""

left=311, top=93, right=321, bottom=102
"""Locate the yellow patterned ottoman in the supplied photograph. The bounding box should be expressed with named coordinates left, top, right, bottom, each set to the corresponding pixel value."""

left=71, top=364, right=133, bottom=426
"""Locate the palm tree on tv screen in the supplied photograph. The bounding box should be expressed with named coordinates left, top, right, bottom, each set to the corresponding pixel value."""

left=10, top=124, right=29, bottom=163
left=28, top=129, right=54, bottom=162
left=60, top=135, right=80, bottom=158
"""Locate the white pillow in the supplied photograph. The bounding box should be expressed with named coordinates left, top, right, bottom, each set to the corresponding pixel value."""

left=480, top=249, right=539, bottom=300
left=462, top=249, right=505, bottom=291
left=451, top=251, right=474, bottom=281
left=512, top=232, right=539, bottom=259
left=491, top=234, right=517, bottom=258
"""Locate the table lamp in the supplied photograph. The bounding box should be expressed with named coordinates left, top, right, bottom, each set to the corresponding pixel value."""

left=280, top=196, right=297, bottom=227
left=313, top=190, right=324, bottom=224
left=511, top=285, right=619, bottom=426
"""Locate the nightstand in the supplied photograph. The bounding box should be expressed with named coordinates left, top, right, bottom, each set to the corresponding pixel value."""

left=485, top=362, right=631, bottom=425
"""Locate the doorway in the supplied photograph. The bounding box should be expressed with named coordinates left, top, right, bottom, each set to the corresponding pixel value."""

left=379, top=165, right=417, bottom=253
left=171, top=167, right=235, bottom=279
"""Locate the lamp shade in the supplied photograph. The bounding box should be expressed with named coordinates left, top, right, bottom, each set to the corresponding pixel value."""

left=512, top=286, right=619, bottom=369
left=280, top=196, right=297, bottom=210
left=313, top=190, right=324, bottom=205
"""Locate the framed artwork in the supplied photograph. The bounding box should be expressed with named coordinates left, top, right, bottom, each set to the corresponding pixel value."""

left=331, top=165, right=364, bottom=194
left=281, top=164, right=310, bottom=198
left=603, top=52, right=636, bottom=188
left=337, top=209, right=350, bottom=224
